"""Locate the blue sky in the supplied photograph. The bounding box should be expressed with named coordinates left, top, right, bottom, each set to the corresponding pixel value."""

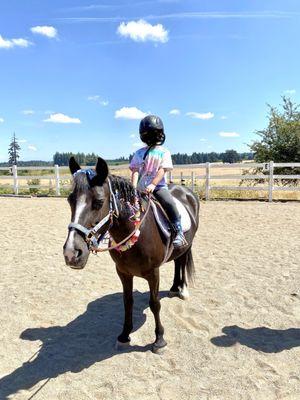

left=0, top=0, right=299, bottom=161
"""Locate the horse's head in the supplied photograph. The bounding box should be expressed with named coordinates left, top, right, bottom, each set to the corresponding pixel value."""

left=63, top=156, right=109, bottom=269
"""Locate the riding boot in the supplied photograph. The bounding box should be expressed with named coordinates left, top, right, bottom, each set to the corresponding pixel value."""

left=171, top=219, right=187, bottom=248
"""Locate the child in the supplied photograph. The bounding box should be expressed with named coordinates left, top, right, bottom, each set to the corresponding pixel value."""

left=129, top=115, right=186, bottom=248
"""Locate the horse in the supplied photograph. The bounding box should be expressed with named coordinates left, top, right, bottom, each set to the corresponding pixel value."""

left=63, top=157, right=199, bottom=353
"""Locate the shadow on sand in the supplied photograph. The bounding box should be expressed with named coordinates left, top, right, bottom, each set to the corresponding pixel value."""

left=0, top=290, right=169, bottom=399
left=211, top=325, right=300, bottom=353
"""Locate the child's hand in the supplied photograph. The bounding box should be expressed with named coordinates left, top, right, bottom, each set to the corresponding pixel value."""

left=146, top=183, right=156, bottom=193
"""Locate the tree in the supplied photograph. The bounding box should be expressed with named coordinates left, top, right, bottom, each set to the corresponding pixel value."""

left=250, top=97, right=300, bottom=163
left=221, top=149, right=241, bottom=163
left=245, top=97, right=300, bottom=186
left=8, top=133, right=21, bottom=166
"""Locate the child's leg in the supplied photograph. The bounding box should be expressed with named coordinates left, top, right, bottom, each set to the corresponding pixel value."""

left=153, top=188, right=179, bottom=222
left=154, top=188, right=187, bottom=248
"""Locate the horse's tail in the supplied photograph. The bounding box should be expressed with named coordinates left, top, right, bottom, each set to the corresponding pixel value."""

left=185, top=247, right=195, bottom=286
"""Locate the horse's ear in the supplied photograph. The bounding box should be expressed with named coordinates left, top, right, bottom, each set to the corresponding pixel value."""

left=69, top=157, right=81, bottom=175
left=92, top=157, right=109, bottom=186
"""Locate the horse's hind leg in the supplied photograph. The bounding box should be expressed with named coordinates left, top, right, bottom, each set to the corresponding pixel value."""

left=169, top=250, right=191, bottom=300
left=146, top=268, right=167, bottom=353
left=116, top=268, right=133, bottom=349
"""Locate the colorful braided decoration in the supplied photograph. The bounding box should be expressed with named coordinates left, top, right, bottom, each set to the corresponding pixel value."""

left=109, top=193, right=142, bottom=252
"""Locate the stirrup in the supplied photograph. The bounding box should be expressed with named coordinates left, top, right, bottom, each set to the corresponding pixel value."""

left=173, top=232, right=188, bottom=248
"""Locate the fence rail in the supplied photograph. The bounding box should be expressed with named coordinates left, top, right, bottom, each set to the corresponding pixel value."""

left=0, top=162, right=299, bottom=201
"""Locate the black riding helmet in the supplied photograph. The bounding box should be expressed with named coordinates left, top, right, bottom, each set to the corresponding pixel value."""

left=139, top=115, right=166, bottom=146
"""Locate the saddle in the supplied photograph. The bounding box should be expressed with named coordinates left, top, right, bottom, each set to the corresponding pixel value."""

left=150, top=196, right=192, bottom=240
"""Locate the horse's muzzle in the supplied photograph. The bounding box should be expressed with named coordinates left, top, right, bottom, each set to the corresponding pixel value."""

left=63, top=246, right=89, bottom=269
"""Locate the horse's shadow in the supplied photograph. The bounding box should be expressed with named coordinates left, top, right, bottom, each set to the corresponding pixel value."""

left=0, top=290, right=168, bottom=400
left=211, top=325, right=300, bottom=353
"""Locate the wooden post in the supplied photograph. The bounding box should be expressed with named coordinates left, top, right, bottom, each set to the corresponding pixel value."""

left=180, top=171, right=185, bottom=185
left=168, top=170, right=173, bottom=183
left=12, top=165, right=18, bottom=195
left=191, top=171, right=195, bottom=191
left=205, top=162, right=210, bottom=200
left=55, top=164, right=60, bottom=196
left=268, top=160, right=274, bottom=202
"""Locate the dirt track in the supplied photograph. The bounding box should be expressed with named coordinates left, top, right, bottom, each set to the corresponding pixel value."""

left=0, top=198, right=299, bottom=400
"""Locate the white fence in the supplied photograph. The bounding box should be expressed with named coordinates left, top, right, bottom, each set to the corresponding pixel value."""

left=0, top=162, right=299, bottom=202
left=168, top=161, right=300, bottom=202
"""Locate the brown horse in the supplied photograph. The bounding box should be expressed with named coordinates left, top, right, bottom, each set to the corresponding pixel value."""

left=63, top=157, right=199, bottom=353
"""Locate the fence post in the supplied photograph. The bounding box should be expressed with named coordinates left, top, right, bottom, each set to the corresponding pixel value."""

left=55, top=165, right=60, bottom=196
left=268, top=161, right=274, bottom=202
left=205, top=162, right=210, bottom=200
left=180, top=171, right=185, bottom=185
left=191, top=171, right=195, bottom=191
left=12, top=165, right=18, bottom=195
left=168, top=170, right=173, bottom=183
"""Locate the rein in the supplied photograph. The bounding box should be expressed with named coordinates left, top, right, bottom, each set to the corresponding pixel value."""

left=68, top=177, right=151, bottom=253
left=94, top=198, right=151, bottom=253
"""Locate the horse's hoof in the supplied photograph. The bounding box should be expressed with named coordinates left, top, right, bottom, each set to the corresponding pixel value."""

left=151, top=340, right=167, bottom=354
left=115, top=340, right=131, bottom=350
left=179, top=286, right=189, bottom=300
left=169, top=286, right=189, bottom=300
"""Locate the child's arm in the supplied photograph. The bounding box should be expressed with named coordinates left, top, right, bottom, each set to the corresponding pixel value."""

left=146, top=167, right=165, bottom=193
left=131, top=170, right=139, bottom=189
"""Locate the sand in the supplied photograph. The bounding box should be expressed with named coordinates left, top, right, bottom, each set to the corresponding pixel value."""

left=0, top=198, right=300, bottom=400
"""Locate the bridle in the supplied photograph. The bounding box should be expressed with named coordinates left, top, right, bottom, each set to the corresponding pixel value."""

left=68, top=177, right=151, bottom=253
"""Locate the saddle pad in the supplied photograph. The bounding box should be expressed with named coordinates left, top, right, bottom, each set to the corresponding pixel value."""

left=173, top=197, right=192, bottom=232
left=150, top=196, right=191, bottom=239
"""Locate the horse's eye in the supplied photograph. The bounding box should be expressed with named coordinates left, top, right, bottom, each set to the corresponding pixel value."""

left=92, top=199, right=104, bottom=210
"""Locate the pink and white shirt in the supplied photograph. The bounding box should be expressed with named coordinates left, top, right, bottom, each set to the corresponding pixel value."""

left=129, top=146, right=173, bottom=191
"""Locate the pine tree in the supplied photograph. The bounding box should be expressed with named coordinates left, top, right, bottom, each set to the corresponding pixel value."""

left=8, top=133, right=21, bottom=166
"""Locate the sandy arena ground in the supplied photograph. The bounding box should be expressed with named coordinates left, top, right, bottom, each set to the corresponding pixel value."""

left=0, top=198, right=299, bottom=400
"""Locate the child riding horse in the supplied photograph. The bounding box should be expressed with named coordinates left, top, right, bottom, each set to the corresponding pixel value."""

left=63, top=154, right=199, bottom=353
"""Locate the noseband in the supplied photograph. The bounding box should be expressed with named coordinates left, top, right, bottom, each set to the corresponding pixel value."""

left=68, top=177, right=119, bottom=251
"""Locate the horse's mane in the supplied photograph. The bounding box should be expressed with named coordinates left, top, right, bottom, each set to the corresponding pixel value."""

left=72, top=172, right=137, bottom=204
left=110, top=175, right=136, bottom=204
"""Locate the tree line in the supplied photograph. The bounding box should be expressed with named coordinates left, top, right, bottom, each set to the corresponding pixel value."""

left=171, top=150, right=253, bottom=164
left=52, top=152, right=128, bottom=166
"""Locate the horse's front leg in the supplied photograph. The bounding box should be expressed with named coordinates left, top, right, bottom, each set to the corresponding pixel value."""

left=146, top=268, right=167, bottom=353
left=116, top=268, right=133, bottom=349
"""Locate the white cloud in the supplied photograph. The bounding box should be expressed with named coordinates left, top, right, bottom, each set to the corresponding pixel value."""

left=199, top=138, right=207, bottom=142
left=130, top=133, right=136, bottom=138
left=87, top=95, right=109, bottom=106
left=220, top=115, right=228, bottom=120
left=115, top=106, right=147, bottom=120
left=31, top=26, right=57, bottom=39
left=44, top=113, right=81, bottom=124
left=219, top=131, right=240, bottom=137
left=22, top=109, right=35, bottom=115
left=19, top=139, right=27, bottom=143
left=0, top=117, right=4, bottom=123
left=88, top=95, right=100, bottom=101
left=28, top=145, right=37, bottom=151
left=186, top=111, right=214, bottom=120
left=117, top=19, right=169, bottom=43
left=169, top=109, right=181, bottom=115
left=61, top=11, right=297, bottom=24
left=284, top=89, right=296, bottom=95
left=0, top=35, right=32, bottom=49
